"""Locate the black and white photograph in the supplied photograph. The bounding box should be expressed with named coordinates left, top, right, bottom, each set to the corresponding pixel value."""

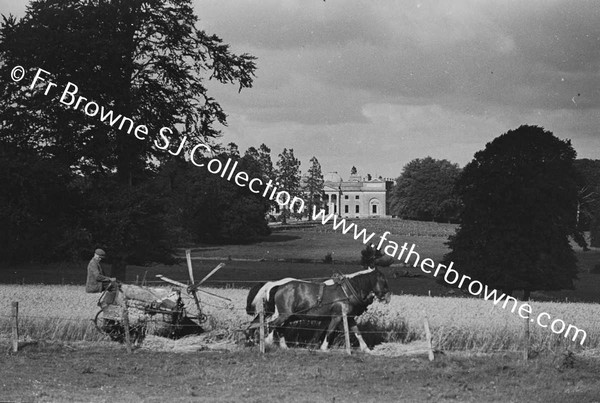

left=1, top=0, right=600, bottom=401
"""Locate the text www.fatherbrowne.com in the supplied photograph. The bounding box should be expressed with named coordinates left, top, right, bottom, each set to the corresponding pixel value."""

left=311, top=207, right=588, bottom=346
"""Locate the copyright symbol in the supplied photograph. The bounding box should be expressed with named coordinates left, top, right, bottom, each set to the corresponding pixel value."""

left=10, top=65, right=25, bottom=82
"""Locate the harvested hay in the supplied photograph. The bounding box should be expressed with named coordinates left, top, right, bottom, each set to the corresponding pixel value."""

left=139, top=333, right=240, bottom=353
left=369, top=341, right=432, bottom=357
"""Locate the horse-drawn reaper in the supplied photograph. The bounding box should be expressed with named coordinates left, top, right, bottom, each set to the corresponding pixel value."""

left=93, top=251, right=228, bottom=343
left=246, top=266, right=391, bottom=352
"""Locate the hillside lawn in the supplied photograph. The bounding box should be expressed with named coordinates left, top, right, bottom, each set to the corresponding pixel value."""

left=2, top=218, right=599, bottom=302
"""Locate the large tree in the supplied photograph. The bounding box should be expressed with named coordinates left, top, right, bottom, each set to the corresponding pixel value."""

left=390, top=157, right=462, bottom=222
left=0, top=0, right=256, bottom=182
left=275, top=148, right=301, bottom=224
left=574, top=159, right=600, bottom=247
left=246, top=145, right=274, bottom=175
left=444, top=125, right=582, bottom=299
left=0, top=142, right=87, bottom=263
left=158, top=151, right=271, bottom=244
left=245, top=143, right=276, bottom=210
left=0, top=0, right=256, bottom=273
left=303, top=156, right=325, bottom=218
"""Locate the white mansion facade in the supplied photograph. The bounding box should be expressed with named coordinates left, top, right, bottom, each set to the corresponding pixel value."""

left=323, top=172, right=389, bottom=218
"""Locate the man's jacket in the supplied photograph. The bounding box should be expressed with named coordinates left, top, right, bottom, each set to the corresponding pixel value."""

left=86, top=258, right=112, bottom=293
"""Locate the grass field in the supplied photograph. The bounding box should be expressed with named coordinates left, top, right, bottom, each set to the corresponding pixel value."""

left=2, top=218, right=599, bottom=302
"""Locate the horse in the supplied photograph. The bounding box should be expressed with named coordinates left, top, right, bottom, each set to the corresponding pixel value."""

left=245, top=277, right=308, bottom=341
left=268, top=267, right=390, bottom=352
left=244, top=267, right=384, bottom=342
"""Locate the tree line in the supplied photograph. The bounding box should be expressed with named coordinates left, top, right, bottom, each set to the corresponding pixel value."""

left=388, top=150, right=600, bottom=250
left=389, top=126, right=599, bottom=299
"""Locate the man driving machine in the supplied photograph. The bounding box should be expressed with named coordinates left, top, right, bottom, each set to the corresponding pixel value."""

left=85, top=248, right=118, bottom=307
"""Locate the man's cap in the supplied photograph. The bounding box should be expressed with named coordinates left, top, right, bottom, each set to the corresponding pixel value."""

left=95, top=248, right=106, bottom=257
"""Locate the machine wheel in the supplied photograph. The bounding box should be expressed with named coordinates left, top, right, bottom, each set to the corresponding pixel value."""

left=93, top=309, right=125, bottom=342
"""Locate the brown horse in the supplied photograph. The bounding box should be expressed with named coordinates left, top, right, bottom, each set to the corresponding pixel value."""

left=244, top=277, right=307, bottom=341
left=268, top=267, right=390, bottom=351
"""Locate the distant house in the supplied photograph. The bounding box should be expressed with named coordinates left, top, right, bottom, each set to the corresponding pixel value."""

left=323, top=171, right=391, bottom=218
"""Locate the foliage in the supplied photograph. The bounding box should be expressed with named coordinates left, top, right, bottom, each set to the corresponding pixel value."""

left=158, top=150, right=271, bottom=244
left=82, top=176, right=176, bottom=272
left=390, top=157, right=462, bottom=223
left=574, top=159, right=600, bottom=247
left=0, top=142, right=89, bottom=263
left=275, top=148, right=302, bottom=224
left=302, top=156, right=325, bottom=218
left=245, top=143, right=276, bottom=210
left=0, top=0, right=256, bottom=181
left=0, top=0, right=257, bottom=265
left=444, top=125, right=581, bottom=298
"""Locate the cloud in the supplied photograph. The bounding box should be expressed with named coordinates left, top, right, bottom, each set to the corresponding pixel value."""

left=4, top=0, right=597, bottom=176
left=200, top=0, right=600, bottom=131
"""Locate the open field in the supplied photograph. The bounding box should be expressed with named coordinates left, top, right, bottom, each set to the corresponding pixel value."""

left=3, top=344, right=600, bottom=402
left=2, top=283, right=600, bottom=402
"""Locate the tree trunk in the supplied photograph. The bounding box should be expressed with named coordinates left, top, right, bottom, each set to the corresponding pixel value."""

left=523, top=288, right=531, bottom=301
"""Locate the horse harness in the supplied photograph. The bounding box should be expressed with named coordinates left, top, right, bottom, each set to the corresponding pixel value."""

left=316, top=272, right=368, bottom=307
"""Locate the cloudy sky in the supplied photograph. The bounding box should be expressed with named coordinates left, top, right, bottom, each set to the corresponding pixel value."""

left=2, top=0, right=599, bottom=178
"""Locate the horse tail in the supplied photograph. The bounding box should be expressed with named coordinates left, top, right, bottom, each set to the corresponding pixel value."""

left=246, top=282, right=266, bottom=315
left=265, top=286, right=279, bottom=316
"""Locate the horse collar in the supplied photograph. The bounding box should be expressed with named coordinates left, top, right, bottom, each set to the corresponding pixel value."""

left=339, top=276, right=368, bottom=305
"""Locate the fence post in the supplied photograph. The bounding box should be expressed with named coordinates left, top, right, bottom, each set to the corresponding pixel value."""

left=11, top=301, right=19, bottom=353
left=342, top=312, right=351, bottom=355
left=121, top=304, right=132, bottom=354
left=423, top=316, right=434, bottom=361
left=259, top=298, right=265, bottom=354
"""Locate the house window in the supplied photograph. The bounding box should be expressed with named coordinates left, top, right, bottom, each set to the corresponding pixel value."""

left=344, top=195, right=349, bottom=200
left=344, top=205, right=349, bottom=213
left=355, top=205, right=360, bottom=213
left=355, top=195, right=359, bottom=200
left=369, top=198, right=381, bottom=216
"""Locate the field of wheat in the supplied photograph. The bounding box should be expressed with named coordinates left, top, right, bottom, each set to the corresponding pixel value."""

left=1, top=284, right=599, bottom=352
